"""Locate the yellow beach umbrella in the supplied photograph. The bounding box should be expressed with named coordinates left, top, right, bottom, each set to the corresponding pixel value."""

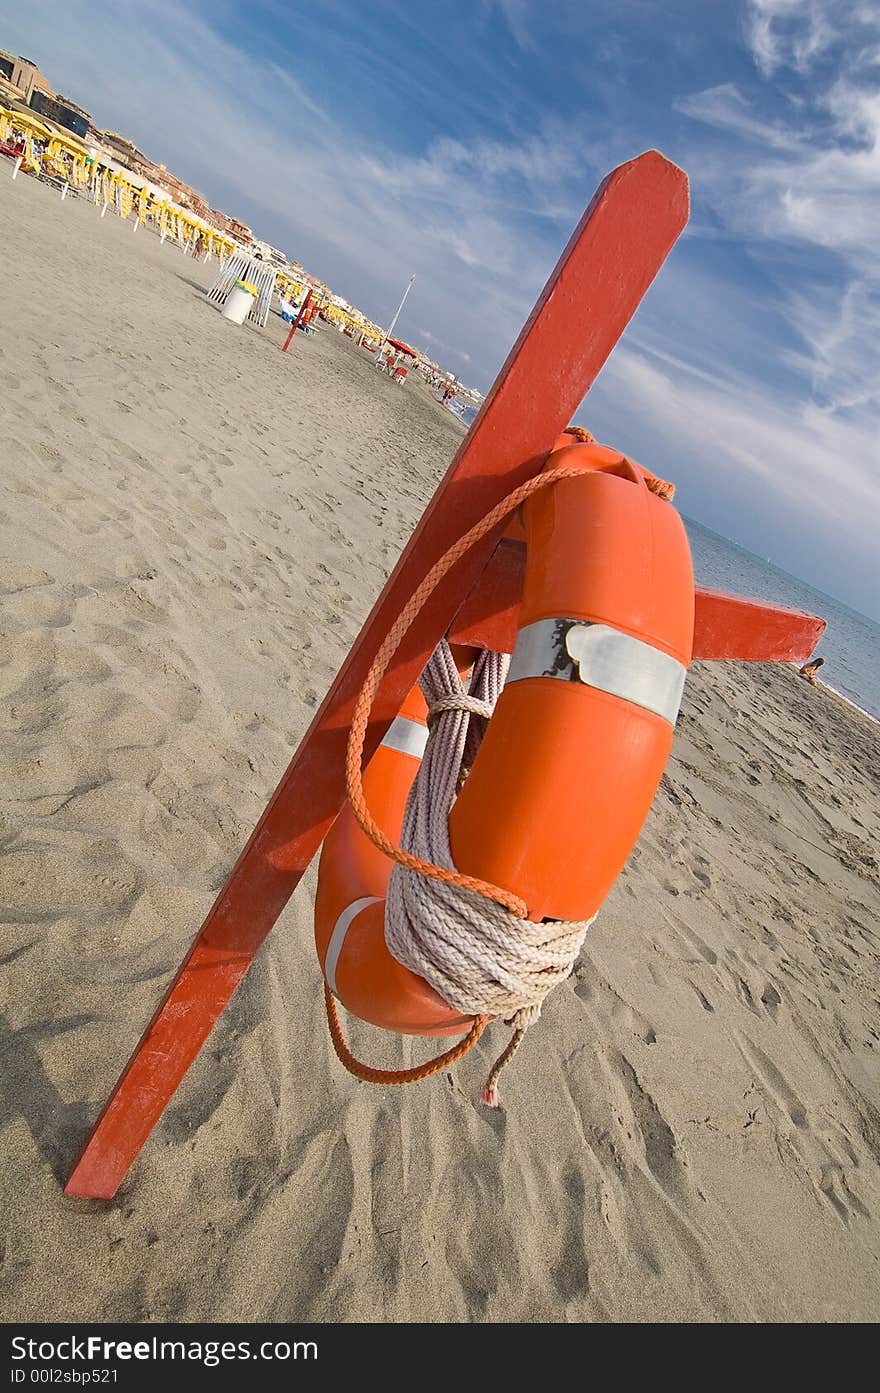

left=7, top=110, right=54, bottom=139
left=51, top=129, right=89, bottom=158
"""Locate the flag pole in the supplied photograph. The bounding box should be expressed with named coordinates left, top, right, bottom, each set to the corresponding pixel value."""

left=380, top=274, right=414, bottom=359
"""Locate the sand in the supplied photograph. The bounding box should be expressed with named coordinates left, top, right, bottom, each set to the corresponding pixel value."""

left=1, top=170, right=879, bottom=1324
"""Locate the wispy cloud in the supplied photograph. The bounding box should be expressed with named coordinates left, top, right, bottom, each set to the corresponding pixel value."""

left=741, top=0, right=880, bottom=79
left=744, top=0, right=837, bottom=78
left=586, top=342, right=879, bottom=606
left=679, top=81, right=879, bottom=416
left=2, top=0, right=878, bottom=615
left=482, top=0, right=536, bottom=52
left=674, top=83, right=810, bottom=151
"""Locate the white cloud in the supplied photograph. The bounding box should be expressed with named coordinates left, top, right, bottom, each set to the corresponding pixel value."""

left=679, top=11, right=880, bottom=424
left=2, top=0, right=878, bottom=615
left=671, top=12, right=880, bottom=610
left=782, top=280, right=880, bottom=411
left=677, top=78, right=880, bottom=266
left=585, top=344, right=879, bottom=609
left=744, top=0, right=842, bottom=78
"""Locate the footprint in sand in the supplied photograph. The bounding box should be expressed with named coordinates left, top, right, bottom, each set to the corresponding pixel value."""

left=734, top=1033, right=808, bottom=1130
left=760, top=983, right=782, bottom=1018
left=0, top=559, right=52, bottom=594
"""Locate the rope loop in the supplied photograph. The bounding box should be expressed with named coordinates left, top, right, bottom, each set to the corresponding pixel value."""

left=325, top=985, right=488, bottom=1085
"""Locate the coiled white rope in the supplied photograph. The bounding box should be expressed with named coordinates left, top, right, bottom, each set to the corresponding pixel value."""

left=384, top=640, right=595, bottom=1099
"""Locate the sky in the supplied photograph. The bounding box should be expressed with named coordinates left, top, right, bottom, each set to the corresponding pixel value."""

left=2, top=0, right=878, bottom=619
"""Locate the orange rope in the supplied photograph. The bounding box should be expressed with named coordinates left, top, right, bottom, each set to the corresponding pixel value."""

left=643, top=474, right=675, bottom=502
left=563, top=426, right=675, bottom=500
left=325, top=985, right=488, bottom=1084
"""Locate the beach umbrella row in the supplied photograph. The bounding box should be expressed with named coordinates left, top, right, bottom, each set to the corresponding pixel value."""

left=0, top=103, right=421, bottom=362
left=0, top=102, right=241, bottom=263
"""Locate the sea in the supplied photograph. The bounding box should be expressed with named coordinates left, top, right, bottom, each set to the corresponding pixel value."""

left=685, top=517, right=879, bottom=723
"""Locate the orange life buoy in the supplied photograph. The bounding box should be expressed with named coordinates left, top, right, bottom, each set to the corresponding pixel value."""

left=315, top=438, right=694, bottom=1036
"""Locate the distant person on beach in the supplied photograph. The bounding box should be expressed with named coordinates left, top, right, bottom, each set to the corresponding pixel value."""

left=799, top=657, right=825, bottom=685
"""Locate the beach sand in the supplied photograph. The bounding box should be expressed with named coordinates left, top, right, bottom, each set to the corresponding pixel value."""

left=1, top=171, right=879, bottom=1324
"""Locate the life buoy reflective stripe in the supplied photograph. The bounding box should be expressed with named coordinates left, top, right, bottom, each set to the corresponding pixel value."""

left=321, top=714, right=425, bottom=997
left=507, top=618, right=687, bottom=725
left=380, top=715, right=429, bottom=760
left=323, top=895, right=382, bottom=998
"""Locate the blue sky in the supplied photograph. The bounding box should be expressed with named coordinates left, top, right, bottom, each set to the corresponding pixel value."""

left=3, top=0, right=879, bottom=618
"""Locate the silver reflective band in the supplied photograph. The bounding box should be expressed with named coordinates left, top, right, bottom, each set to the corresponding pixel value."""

left=381, top=715, right=429, bottom=759
left=325, top=896, right=383, bottom=996
left=506, top=618, right=686, bottom=725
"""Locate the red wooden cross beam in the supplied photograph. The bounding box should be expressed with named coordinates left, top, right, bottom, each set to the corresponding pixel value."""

left=66, top=151, right=692, bottom=1199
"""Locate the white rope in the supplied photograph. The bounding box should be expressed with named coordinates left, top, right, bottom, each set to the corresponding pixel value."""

left=384, top=640, right=595, bottom=1033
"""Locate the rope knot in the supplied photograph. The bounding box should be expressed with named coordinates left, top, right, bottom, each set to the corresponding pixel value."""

left=426, top=691, right=495, bottom=730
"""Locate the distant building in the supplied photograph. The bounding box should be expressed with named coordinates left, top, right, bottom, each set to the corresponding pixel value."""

left=29, top=90, right=91, bottom=139
left=146, top=166, right=211, bottom=219
left=0, top=51, right=16, bottom=104
left=0, top=48, right=91, bottom=139
left=210, top=210, right=253, bottom=245
left=98, top=130, right=146, bottom=166
left=0, top=50, right=52, bottom=104
left=252, top=240, right=290, bottom=268
left=91, top=134, right=214, bottom=222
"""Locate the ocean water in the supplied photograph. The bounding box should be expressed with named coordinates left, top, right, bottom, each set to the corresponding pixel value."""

left=685, top=518, right=880, bottom=722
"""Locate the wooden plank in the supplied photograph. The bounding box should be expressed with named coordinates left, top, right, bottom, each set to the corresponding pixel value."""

left=65, top=151, right=689, bottom=1199
left=692, top=586, right=825, bottom=662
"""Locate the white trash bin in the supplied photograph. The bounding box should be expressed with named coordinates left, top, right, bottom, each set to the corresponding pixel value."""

left=221, top=280, right=257, bottom=325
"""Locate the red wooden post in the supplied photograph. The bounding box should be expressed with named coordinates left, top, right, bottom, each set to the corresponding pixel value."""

left=281, top=289, right=313, bottom=352
left=66, top=151, right=689, bottom=1199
